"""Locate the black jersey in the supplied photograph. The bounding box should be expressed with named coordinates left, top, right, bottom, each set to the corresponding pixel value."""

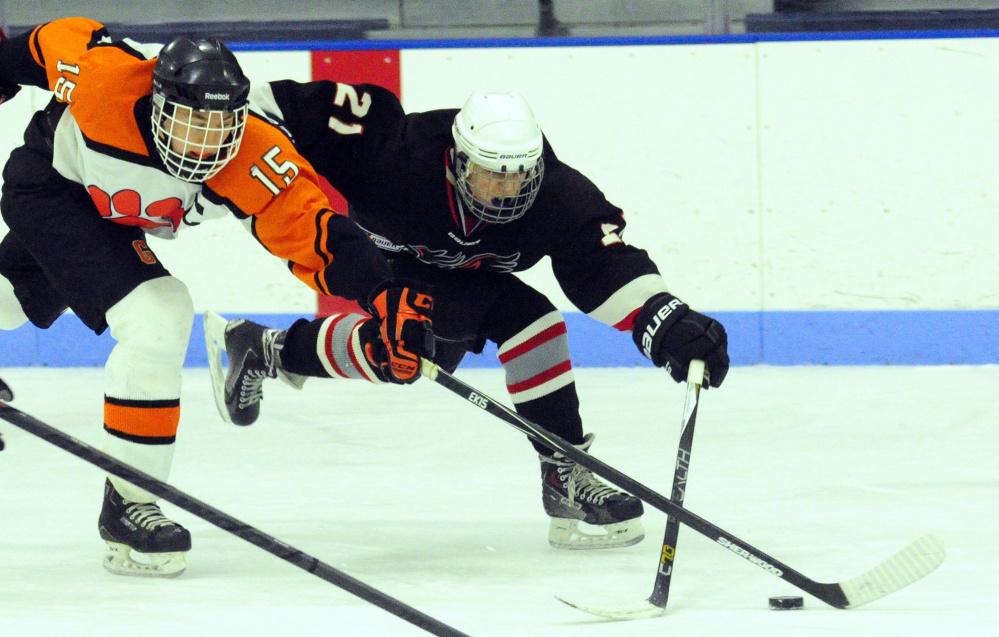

left=259, top=79, right=669, bottom=329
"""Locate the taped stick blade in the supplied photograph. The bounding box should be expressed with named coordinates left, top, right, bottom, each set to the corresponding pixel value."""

left=555, top=595, right=666, bottom=620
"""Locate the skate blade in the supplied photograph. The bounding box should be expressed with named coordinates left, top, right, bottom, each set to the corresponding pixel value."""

left=103, top=541, right=187, bottom=578
left=203, top=311, right=233, bottom=424
left=548, top=517, right=645, bottom=550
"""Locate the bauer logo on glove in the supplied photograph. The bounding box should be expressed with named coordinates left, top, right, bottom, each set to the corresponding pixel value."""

left=639, top=296, right=685, bottom=359
left=632, top=293, right=730, bottom=389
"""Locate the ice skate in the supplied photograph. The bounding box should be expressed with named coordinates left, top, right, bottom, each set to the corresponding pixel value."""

left=98, top=479, right=190, bottom=577
left=204, top=311, right=305, bottom=426
left=540, top=434, right=645, bottom=549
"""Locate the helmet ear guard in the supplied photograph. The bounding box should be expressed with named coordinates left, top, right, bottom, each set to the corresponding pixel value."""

left=150, top=37, right=250, bottom=182
left=451, top=92, right=545, bottom=224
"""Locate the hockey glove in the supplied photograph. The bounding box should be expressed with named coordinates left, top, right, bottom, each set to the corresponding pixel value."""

left=632, top=293, right=729, bottom=388
left=0, top=27, right=22, bottom=107
left=365, top=281, right=435, bottom=384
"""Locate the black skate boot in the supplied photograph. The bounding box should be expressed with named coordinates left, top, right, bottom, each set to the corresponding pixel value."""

left=540, top=433, right=645, bottom=549
left=98, top=479, right=191, bottom=577
left=203, top=311, right=305, bottom=426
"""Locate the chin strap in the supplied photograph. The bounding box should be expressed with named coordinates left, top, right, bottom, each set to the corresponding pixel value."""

left=444, top=148, right=484, bottom=237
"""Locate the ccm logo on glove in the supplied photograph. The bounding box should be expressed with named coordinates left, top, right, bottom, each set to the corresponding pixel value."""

left=366, top=281, right=435, bottom=384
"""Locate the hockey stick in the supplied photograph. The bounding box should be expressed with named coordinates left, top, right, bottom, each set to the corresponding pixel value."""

left=0, top=378, right=9, bottom=451
left=0, top=399, right=470, bottom=637
left=420, top=360, right=945, bottom=610
left=556, top=359, right=705, bottom=619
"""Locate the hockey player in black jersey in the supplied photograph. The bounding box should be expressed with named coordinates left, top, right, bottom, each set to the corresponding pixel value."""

left=208, top=83, right=729, bottom=550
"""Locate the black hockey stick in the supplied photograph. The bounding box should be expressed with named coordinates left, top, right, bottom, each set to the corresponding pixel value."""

left=649, top=359, right=705, bottom=606
left=0, top=377, right=11, bottom=403
left=0, top=399, right=470, bottom=637
left=556, top=359, right=706, bottom=619
left=0, top=378, right=9, bottom=451
left=419, top=360, right=945, bottom=610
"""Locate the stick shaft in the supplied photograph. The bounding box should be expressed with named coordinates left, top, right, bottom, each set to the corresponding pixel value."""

left=649, top=360, right=704, bottom=607
left=420, top=361, right=848, bottom=608
left=0, top=403, right=471, bottom=637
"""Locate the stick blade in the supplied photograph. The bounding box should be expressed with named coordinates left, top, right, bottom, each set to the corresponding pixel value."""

left=840, top=534, right=946, bottom=609
left=555, top=595, right=666, bottom=620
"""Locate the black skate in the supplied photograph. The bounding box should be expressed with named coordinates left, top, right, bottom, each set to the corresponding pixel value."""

left=541, top=434, right=645, bottom=549
left=98, top=479, right=191, bottom=577
left=203, top=311, right=305, bottom=426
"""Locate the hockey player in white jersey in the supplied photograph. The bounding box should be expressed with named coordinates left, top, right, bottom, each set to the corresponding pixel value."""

left=0, top=19, right=431, bottom=576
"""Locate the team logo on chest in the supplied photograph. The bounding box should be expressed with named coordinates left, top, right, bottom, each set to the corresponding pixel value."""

left=88, top=185, right=186, bottom=232
left=361, top=226, right=520, bottom=272
left=410, top=245, right=521, bottom=272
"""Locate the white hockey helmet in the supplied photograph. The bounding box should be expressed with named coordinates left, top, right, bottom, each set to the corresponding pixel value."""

left=451, top=92, right=544, bottom=224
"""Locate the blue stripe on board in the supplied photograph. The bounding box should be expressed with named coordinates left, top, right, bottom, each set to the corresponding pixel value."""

left=2, top=310, right=996, bottom=368
left=228, top=29, right=999, bottom=52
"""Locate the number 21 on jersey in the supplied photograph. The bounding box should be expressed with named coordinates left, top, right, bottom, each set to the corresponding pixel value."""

left=328, top=84, right=371, bottom=135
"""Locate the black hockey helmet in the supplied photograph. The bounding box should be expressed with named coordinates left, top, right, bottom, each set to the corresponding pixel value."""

left=152, top=37, right=249, bottom=111
left=150, top=37, right=250, bottom=182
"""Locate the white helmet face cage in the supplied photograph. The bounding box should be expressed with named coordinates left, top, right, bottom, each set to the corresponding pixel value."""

left=452, top=92, right=545, bottom=224
left=453, top=154, right=544, bottom=224
left=151, top=93, right=248, bottom=183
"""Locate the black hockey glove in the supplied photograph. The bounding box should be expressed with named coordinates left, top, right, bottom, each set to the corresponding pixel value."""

left=365, top=280, right=435, bottom=384
left=632, top=293, right=729, bottom=388
left=0, top=27, right=22, bottom=107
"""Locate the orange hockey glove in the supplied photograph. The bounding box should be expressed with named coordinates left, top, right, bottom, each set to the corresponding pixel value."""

left=365, top=281, right=435, bottom=384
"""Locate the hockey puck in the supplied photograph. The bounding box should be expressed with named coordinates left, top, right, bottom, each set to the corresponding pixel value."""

left=768, top=596, right=804, bottom=610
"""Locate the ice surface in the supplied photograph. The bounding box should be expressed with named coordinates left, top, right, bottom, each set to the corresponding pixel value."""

left=0, top=365, right=995, bottom=636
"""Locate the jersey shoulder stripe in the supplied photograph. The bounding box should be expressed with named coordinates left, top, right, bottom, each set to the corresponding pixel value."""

left=69, top=49, right=155, bottom=157
left=109, top=37, right=161, bottom=62
left=29, top=18, right=108, bottom=79
left=29, top=24, right=46, bottom=67
left=31, top=18, right=154, bottom=157
left=77, top=109, right=160, bottom=167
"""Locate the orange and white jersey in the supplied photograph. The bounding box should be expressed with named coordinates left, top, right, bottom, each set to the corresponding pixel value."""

left=51, top=105, right=208, bottom=239
left=2, top=17, right=389, bottom=298
left=18, top=18, right=191, bottom=238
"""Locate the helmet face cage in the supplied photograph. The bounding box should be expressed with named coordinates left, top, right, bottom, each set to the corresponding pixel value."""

left=453, top=152, right=544, bottom=224
left=451, top=92, right=545, bottom=224
left=151, top=93, right=247, bottom=183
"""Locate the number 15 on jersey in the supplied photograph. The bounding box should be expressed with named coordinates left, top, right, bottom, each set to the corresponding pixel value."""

left=249, top=145, right=299, bottom=195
